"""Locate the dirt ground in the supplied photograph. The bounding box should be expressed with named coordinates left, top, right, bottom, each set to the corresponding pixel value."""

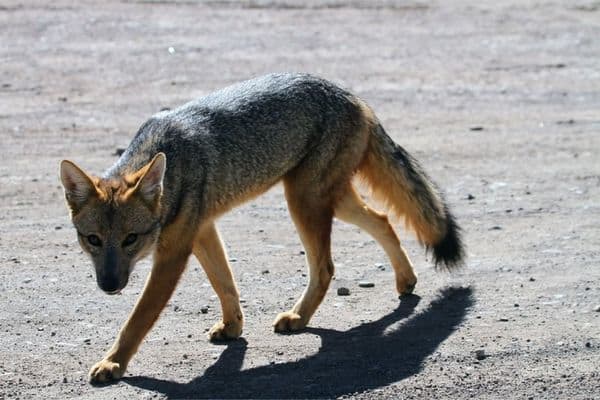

left=1, top=0, right=599, bottom=399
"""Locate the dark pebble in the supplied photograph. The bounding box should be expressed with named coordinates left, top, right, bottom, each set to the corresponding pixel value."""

left=474, top=349, right=487, bottom=360
left=358, top=281, right=375, bottom=288
left=337, top=287, right=350, bottom=296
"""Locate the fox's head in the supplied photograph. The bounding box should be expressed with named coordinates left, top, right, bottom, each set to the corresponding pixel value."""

left=59, top=153, right=166, bottom=294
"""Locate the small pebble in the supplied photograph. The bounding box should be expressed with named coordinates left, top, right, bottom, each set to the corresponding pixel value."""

left=62, top=377, right=67, bottom=383
left=261, top=269, right=270, bottom=274
left=498, top=318, right=509, bottom=322
left=23, top=278, right=32, bottom=284
left=337, top=287, right=350, bottom=296
left=593, top=305, right=600, bottom=312
left=358, top=281, right=375, bottom=288
left=474, top=349, right=487, bottom=360
left=114, top=148, right=125, bottom=156
left=529, top=277, right=536, bottom=282
left=470, top=126, right=484, bottom=131
left=200, top=306, right=209, bottom=314
left=585, top=342, right=591, bottom=348
left=467, top=194, right=475, bottom=200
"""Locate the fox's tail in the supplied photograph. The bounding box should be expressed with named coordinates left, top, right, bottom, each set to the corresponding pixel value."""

left=357, top=120, right=465, bottom=270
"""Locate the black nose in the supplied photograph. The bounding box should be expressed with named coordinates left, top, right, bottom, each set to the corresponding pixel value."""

left=98, top=275, right=121, bottom=293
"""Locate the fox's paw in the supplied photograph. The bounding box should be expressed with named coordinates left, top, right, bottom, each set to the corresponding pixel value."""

left=89, top=359, right=124, bottom=384
left=273, top=311, right=306, bottom=333
left=208, top=320, right=243, bottom=342
left=397, top=273, right=418, bottom=296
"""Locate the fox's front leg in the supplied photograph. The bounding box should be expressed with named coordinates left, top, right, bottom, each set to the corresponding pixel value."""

left=192, top=223, right=243, bottom=341
left=89, top=244, right=190, bottom=383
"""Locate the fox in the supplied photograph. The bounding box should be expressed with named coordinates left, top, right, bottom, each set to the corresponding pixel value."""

left=59, top=73, right=464, bottom=384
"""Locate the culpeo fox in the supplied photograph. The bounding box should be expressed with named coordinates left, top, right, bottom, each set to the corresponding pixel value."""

left=59, top=73, right=464, bottom=383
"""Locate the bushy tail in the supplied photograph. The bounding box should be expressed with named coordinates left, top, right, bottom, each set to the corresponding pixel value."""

left=357, top=122, right=465, bottom=270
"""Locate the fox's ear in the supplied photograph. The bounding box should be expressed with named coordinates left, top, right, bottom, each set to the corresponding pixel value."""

left=134, top=152, right=166, bottom=204
left=59, top=160, right=97, bottom=212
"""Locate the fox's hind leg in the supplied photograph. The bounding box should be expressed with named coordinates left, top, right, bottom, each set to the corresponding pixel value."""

left=273, top=181, right=336, bottom=332
left=193, top=223, right=243, bottom=341
left=335, top=185, right=417, bottom=295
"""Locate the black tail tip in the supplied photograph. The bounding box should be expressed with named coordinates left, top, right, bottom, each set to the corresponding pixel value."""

left=431, top=208, right=465, bottom=270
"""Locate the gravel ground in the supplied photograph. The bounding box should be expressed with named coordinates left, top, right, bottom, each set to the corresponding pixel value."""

left=1, top=1, right=599, bottom=398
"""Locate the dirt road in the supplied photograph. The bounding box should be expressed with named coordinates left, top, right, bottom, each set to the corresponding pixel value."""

left=1, top=1, right=599, bottom=398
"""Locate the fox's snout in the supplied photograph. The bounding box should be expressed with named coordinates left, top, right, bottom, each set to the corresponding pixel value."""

left=96, top=272, right=127, bottom=294
left=95, top=248, right=130, bottom=294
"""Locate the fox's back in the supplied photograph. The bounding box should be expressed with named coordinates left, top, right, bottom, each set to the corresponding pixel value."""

left=109, top=73, right=365, bottom=218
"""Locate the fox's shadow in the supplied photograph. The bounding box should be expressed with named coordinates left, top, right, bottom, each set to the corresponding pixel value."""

left=124, top=286, right=473, bottom=398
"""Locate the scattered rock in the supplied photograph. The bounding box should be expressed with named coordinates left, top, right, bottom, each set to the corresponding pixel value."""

left=261, top=269, right=270, bottom=274
left=229, top=257, right=238, bottom=262
left=337, top=287, right=350, bottom=296
left=200, top=306, right=209, bottom=314
left=23, top=278, right=32, bottom=283
left=358, top=281, right=375, bottom=288
left=585, top=342, right=591, bottom=348
left=470, top=126, right=484, bottom=131
left=62, top=377, right=67, bottom=383
left=489, top=226, right=502, bottom=230
left=474, top=349, right=487, bottom=360
left=54, top=226, right=62, bottom=230
left=529, top=277, right=536, bottom=282
left=499, top=318, right=509, bottom=322
left=593, top=305, right=600, bottom=312
left=114, top=148, right=125, bottom=156
left=466, top=194, right=475, bottom=200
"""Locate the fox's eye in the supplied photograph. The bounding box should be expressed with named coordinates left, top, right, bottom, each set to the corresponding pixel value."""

left=87, top=234, right=102, bottom=247
left=123, top=233, right=138, bottom=247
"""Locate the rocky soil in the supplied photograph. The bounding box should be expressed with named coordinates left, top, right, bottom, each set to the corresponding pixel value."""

left=1, top=1, right=599, bottom=398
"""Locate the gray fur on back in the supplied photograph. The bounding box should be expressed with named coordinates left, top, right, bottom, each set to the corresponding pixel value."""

left=105, top=73, right=362, bottom=225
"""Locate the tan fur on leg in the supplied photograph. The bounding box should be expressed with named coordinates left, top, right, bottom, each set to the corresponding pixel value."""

left=335, top=185, right=417, bottom=295
left=193, top=223, right=243, bottom=341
